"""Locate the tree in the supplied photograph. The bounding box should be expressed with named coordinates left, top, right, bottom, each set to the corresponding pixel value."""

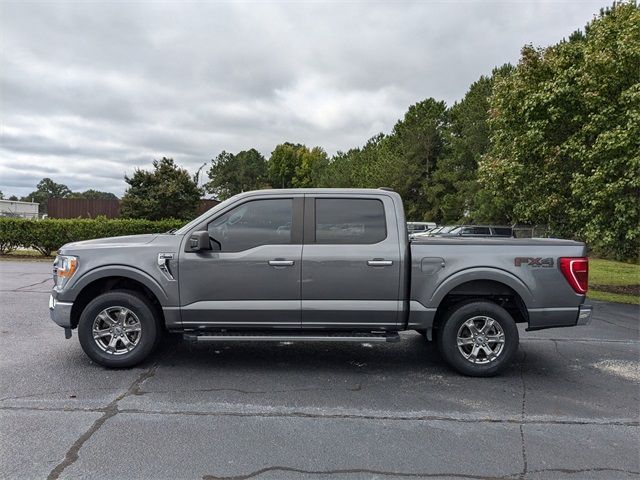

left=205, top=149, right=268, bottom=200
left=267, top=143, right=302, bottom=188
left=427, top=65, right=514, bottom=224
left=21, top=178, right=72, bottom=214
left=8, top=195, right=18, bottom=201
left=120, top=158, right=202, bottom=220
left=318, top=134, right=392, bottom=188
left=479, top=2, right=640, bottom=259
left=293, top=146, right=329, bottom=187
left=69, top=190, right=118, bottom=200
left=267, top=143, right=328, bottom=188
left=387, top=98, right=448, bottom=219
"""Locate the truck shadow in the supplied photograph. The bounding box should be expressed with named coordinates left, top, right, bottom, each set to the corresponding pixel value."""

left=148, top=331, right=531, bottom=379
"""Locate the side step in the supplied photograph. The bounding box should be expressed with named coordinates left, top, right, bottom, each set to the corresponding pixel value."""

left=183, top=331, right=401, bottom=343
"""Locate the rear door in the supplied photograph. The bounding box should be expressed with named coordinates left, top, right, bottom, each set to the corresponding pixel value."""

left=301, top=194, right=402, bottom=329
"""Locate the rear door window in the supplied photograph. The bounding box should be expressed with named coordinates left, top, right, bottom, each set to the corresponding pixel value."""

left=315, top=198, right=386, bottom=244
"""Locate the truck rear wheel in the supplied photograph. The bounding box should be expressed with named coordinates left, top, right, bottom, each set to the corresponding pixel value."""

left=436, top=300, right=519, bottom=377
left=77, top=290, right=161, bottom=368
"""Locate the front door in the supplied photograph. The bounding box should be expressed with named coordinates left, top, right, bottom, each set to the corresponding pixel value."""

left=301, top=195, right=402, bottom=329
left=179, top=195, right=303, bottom=329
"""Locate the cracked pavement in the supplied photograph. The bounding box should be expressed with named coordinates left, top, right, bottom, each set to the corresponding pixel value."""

left=0, top=260, right=638, bottom=480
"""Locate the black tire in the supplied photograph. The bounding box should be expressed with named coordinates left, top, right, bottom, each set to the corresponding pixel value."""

left=78, top=290, right=161, bottom=368
left=436, top=300, right=519, bottom=377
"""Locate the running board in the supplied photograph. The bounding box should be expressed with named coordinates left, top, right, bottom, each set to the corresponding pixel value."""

left=183, top=331, right=401, bottom=343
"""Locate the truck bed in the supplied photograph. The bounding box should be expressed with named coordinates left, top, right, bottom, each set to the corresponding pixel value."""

left=408, top=236, right=588, bottom=332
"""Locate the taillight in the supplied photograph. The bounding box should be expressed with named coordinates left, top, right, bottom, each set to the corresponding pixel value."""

left=559, top=257, right=588, bottom=294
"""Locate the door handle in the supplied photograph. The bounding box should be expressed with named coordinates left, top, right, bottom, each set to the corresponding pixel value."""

left=367, top=259, right=393, bottom=267
left=269, top=259, right=295, bottom=267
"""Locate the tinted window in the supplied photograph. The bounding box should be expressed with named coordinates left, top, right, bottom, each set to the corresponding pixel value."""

left=460, top=226, right=490, bottom=235
left=315, top=199, right=386, bottom=244
left=207, top=199, right=292, bottom=252
left=465, top=226, right=490, bottom=235
left=492, top=227, right=513, bottom=236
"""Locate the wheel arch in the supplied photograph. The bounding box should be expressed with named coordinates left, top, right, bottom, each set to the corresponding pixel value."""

left=431, top=274, right=530, bottom=334
left=68, top=270, right=166, bottom=329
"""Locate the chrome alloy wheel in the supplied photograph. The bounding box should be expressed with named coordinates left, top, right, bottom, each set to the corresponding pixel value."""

left=456, top=316, right=505, bottom=364
left=92, top=306, right=142, bottom=355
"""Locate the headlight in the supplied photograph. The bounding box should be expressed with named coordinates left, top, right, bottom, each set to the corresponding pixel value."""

left=53, top=255, right=78, bottom=289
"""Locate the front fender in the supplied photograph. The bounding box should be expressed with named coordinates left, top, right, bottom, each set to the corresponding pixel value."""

left=59, top=264, right=170, bottom=305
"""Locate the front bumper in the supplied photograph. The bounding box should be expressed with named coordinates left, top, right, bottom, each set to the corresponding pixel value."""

left=49, top=294, right=73, bottom=328
left=576, top=304, right=593, bottom=326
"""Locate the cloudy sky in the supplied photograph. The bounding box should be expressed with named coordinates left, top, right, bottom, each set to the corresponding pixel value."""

left=1, top=0, right=603, bottom=198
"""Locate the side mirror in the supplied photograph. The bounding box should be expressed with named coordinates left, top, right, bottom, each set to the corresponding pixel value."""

left=187, top=231, right=212, bottom=252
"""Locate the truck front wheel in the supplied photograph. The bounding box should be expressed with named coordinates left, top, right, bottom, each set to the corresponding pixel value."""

left=436, top=300, right=519, bottom=377
left=77, top=290, right=161, bottom=368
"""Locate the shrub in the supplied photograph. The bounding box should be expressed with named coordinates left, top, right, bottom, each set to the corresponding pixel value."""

left=0, top=217, right=186, bottom=256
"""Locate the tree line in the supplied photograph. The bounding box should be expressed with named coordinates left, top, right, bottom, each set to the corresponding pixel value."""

left=202, top=3, right=639, bottom=260
left=5, top=3, right=637, bottom=260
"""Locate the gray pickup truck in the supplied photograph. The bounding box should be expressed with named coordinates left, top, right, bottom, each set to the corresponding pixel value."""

left=49, top=188, right=592, bottom=376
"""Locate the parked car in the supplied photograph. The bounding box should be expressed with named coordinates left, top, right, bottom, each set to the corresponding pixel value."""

left=49, top=188, right=591, bottom=376
left=409, top=227, right=438, bottom=240
left=407, top=221, right=436, bottom=236
left=429, top=225, right=458, bottom=236
left=440, top=225, right=513, bottom=238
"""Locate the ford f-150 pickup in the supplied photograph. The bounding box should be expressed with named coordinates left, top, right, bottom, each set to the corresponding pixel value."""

left=49, top=188, right=592, bottom=376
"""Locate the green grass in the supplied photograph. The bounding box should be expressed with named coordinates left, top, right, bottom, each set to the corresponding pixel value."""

left=590, top=258, right=640, bottom=285
left=588, top=258, right=639, bottom=305
left=588, top=289, right=639, bottom=304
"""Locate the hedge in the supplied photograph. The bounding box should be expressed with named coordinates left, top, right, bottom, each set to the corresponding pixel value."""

left=0, top=217, right=186, bottom=256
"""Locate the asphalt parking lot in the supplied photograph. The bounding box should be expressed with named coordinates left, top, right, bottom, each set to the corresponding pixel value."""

left=0, top=260, right=638, bottom=480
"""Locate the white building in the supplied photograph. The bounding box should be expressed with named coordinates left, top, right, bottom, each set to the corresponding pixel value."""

left=0, top=199, right=39, bottom=219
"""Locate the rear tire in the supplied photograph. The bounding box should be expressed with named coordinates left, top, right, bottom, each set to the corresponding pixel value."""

left=78, top=290, right=161, bottom=368
left=436, top=300, right=519, bottom=377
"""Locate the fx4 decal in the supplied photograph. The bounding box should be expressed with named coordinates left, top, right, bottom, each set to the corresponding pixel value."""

left=514, top=257, right=554, bottom=268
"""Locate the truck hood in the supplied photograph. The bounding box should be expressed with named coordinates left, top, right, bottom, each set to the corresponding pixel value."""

left=61, top=234, right=159, bottom=251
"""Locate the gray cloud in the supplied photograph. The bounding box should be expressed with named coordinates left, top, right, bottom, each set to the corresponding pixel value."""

left=1, top=0, right=603, bottom=197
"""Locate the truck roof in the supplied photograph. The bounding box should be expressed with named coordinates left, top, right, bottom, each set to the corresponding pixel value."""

left=237, top=188, right=395, bottom=195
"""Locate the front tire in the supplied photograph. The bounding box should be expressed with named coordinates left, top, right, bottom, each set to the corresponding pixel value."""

left=78, top=290, right=161, bottom=368
left=436, top=300, right=519, bottom=377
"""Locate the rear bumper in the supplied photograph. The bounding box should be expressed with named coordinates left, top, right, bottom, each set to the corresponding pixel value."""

left=576, top=304, right=593, bottom=326
left=527, top=304, right=592, bottom=331
left=49, top=294, right=73, bottom=328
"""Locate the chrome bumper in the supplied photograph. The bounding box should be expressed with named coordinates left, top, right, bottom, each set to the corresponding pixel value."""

left=576, top=305, right=593, bottom=326
left=49, top=294, right=73, bottom=328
